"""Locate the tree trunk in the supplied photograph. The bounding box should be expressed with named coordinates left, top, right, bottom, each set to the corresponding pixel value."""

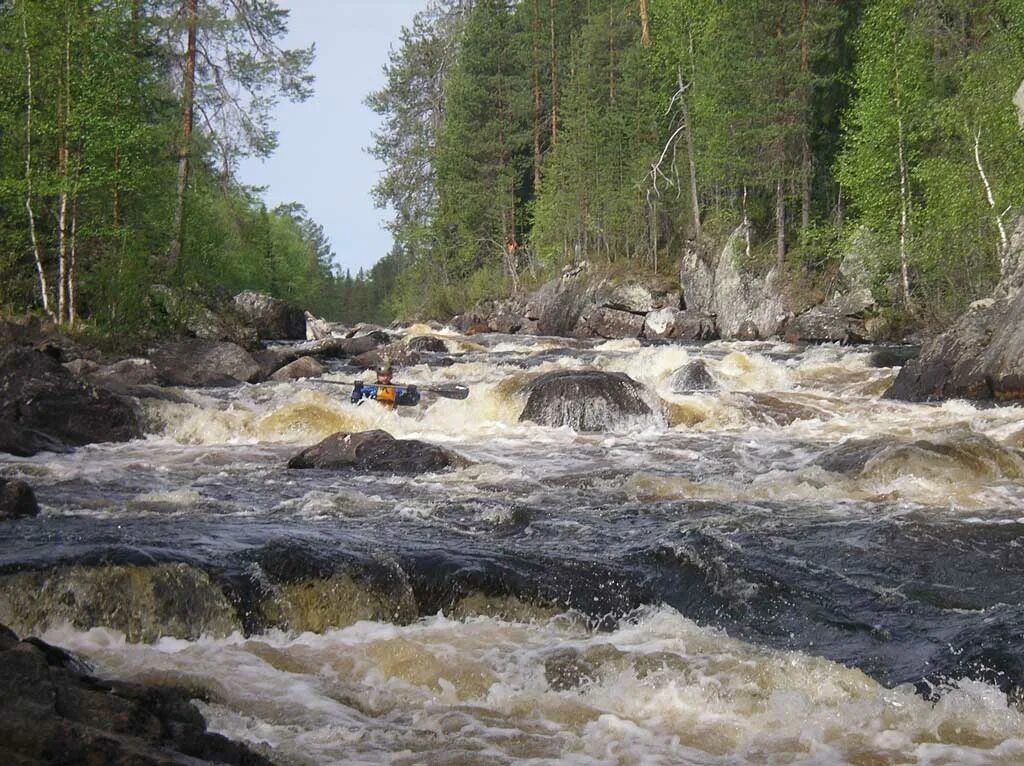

left=973, top=128, right=1010, bottom=276
left=169, top=0, right=198, bottom=269
left=21, top=9, right=51, bottom=317
left=69, top=202, right=78, bottom=328
left=639, top=0, right=650, bottom=48
left=897, top=115, right=911, bottom=306
left=776, top=180, right=786, bottom=266
left=531, top=0, right=542, bottom=190
left=682, top=91, right=700, bottom=240
left=800, top=0, right=811, bottom=232
left=57, top=12, right=72, bottom=325
left=742, top=185, right=752, bottom=260
left=549, top=0, right=557, bottom=145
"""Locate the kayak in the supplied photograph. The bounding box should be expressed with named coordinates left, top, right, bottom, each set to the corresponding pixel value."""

left=350, top=381, right=421, bottom=407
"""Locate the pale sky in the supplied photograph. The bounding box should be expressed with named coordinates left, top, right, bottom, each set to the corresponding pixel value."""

left=238, top=0, right=425, bottom=275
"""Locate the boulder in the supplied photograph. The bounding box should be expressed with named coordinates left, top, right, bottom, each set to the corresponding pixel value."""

left=518, top=370, right=653, bottom=432
left=528, top=265, right=595, bottom=337
left=669, top=359, right=718, bottom=393
left=151, top=285, right=260, bottom=350
left=288, top=430, right=465, bottom=473
left=680, top=226, right=794, bottom=339
left=596, top=281, right=680, bottom=314
left=0, top=625, right=274, bottom=766
left=784, top=305, right=869, bottom=344
left=0, top=479, right=39, bottom=519
left=584, top=307, right=645, bottom=339
left=148, top=340, right=261, bottom=387
left=490, top=311, right=525, bottom=334
left=406, top=335, right=449, bottom=353
left=643, top=308, right=716, bottom=341
left=85, top=358, right=161, bottom=389
left=887, top=218, right=1024, bottom=402
left=269, top=356, right=325, bottom=382
left=233, top=290, right=306, bottom=340
left=351, top=344, right=422, bottom=371
left=0, top=349, right=141, bottom=456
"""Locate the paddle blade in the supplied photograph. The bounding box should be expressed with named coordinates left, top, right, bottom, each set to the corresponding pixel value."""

left=427, top=384, right=469, bottom=400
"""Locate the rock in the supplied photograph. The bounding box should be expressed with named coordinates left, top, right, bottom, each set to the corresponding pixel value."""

left=528, top=268, right=594, bottom=337
left=886, top=218, right=1024, bottom=402
left=63, top=358, right=99, bottom=377
left=518, top=370, right=653, bottom=432
left=784, top=305, right=868, bottom=344
left=735, top=320, right=759, bottom=341
left=406, top=335, right=449, bottom=353
left=351, top=345, right=422, bottom=371
left=149, top=340, right=261, bottom=387
left=252, top=346, right=301, bottom=379
left=643, top=308, right=716, bottom=341
left=597, top=281, right=679, bottom=314
left=0, top=624, right=274, bottom=766
left=680, top=226, right=795, bottom=339
left=346, top=323, right=389, bottom=339
left=85, top=358, right=161, bottom=388
left=490, top=311, right=525, bottom=334
left=233, top=290, right=306, bottom=340
left=340, top=331, right=391, bottom=356
left=288, top=430, right=465, bottom=473
left=869, top=347, right=919, bottom=369
left=584, top=307, right=645, bottom=339
left=270, top=356, right=325, bottom=381
left=150, top=285, right=260, bottom=350
left=0, top=348, right=141, bottom=456
left=669, top=359, right=717, bottom=393
left=0, top=479, right=39, bottom=519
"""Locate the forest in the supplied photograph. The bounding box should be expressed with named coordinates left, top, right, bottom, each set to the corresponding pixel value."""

left=0, top=0, right=394, bottom=332
left=1, top=1, right=1022, bottom=335
left=369, top=0, right=1024, bottom=326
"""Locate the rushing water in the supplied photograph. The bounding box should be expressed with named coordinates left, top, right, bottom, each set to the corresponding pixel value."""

left=3, top=328, right=1024, bottom=765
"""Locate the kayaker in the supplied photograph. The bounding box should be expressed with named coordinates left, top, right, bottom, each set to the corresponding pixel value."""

left=375, top=358, right=397, bottom=409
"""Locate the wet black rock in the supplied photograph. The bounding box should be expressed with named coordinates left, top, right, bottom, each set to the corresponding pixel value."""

left=288, top=430, right=466, bottom=473
left=0, top=478, right=39, bottom=519
left=518, top=370, right=653, bottom=432
left=0, top=348, right=141, bottom=456
left=784, top=304, right=869, bottom=344
left=84, top=358, right=162, bottom=390
left=0, top=624, right=274, bottom=766
left=149, top=339, right=261, bottom=387
left=669, top=359, right=718, bottom=393
left=869, top=346, right=919, bottom=369
left=233, top=290, right=307, bottom=341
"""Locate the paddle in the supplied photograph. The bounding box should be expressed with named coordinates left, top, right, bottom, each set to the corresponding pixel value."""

left=318, top=380, right=470, bottom=400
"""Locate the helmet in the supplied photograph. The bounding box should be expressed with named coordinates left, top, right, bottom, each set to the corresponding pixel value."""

left=378, top=357, right=393, bottom=375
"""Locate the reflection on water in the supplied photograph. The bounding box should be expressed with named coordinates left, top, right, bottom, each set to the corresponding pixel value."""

left=3, top=332, right=1024, bottom=764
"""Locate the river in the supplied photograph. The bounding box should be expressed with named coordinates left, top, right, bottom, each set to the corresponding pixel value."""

left=2, top=328, right=1024, bottom=765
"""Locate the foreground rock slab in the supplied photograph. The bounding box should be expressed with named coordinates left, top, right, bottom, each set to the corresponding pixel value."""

left=0, top=348, right=141, bottom=456
left=518, top=370, right=653, bottom=432
left=0, top=624, right=273, bottom=766
left=288, top=430, right=466, bottom=473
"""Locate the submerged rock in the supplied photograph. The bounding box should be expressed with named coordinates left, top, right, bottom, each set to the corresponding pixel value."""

left=0, top=563, right=240, bottom=642
left=0, top=623, right=274, bottom=766
left=149, top=339, right=261, bottom=387
left=669, top=359, right=718, bottom=393
left=0, top=348, right=141, bottom=456
left=0, top=478, right=39, bottom=519
left=233, top=290, right=307, bottom=340
left=288, top=430, right=466, bottom=473
left=518, top=370, right=653, bottom=431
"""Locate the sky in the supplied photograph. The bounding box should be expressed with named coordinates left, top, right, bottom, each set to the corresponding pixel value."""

left=237, top=0, right=425, bottom=275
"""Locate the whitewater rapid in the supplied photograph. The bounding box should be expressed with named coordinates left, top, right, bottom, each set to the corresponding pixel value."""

left=3, top=329, right=1024, bottom=764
